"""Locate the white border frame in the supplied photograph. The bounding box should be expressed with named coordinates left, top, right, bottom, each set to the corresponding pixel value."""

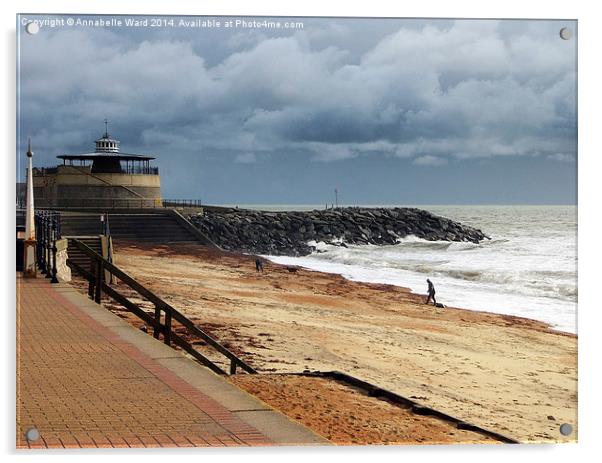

left=3, top=1, right=599, bottom=462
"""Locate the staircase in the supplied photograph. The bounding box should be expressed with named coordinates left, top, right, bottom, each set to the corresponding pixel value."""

left=60, top=212, right=202, bottom=243
left=65, top=236, right=103, bottom=271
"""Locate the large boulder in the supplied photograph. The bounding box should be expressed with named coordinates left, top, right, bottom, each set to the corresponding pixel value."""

left=188, top=207, right=489, bottom=256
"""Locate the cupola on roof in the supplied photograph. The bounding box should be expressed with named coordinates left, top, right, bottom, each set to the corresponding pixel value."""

left=95, top=118, right=120, bottom=153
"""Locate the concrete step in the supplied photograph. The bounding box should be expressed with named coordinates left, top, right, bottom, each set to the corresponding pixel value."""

left=66, top=236, right=103, bottom=270
left=60, top=212, right=200, bottom=244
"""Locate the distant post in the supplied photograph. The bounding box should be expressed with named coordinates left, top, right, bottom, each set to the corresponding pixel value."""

left=334, top=188, right=339, bottom=209
left=23, top=140, right=37, bottom=278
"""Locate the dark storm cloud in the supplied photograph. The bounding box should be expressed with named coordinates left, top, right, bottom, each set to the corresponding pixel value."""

left=17, top=16, right=576, bottom=201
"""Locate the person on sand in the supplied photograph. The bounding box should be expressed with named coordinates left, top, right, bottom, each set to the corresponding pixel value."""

left=425, top=278, right=437, bottom=305
left=255, top=258, right=264, bottom=272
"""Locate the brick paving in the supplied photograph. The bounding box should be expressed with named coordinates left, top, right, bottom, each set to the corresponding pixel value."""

left=16, top=275, right=276, bottom=449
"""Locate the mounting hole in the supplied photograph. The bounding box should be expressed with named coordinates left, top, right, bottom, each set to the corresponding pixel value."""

left=559, top=423, right=573, bottom=436
left=25, top=427, right=40, bottom=441
left=25, top=22, right=40, bottom=35
left=559, top=27, right=572, bottom=40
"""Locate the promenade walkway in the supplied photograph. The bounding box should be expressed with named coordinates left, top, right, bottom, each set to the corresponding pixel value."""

left=16, top=274, right=328, bottom=449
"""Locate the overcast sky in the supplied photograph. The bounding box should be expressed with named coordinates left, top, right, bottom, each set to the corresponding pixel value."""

left=17, top=15, right=577, bottom=204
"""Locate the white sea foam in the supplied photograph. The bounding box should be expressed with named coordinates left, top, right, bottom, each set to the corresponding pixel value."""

left=264, top=205, right=577, bottom=334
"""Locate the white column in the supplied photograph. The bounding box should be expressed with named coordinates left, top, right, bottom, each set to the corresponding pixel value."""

left=23, top=140, right=37, bottom=277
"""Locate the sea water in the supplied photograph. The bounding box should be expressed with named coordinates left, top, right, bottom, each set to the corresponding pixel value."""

left=246, top=205, right=577, bottom=334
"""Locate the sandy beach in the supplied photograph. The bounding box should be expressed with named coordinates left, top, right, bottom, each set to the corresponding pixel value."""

left=230, top=374, right=498, bottom=445
left=99, top=241, right=577, bottom=443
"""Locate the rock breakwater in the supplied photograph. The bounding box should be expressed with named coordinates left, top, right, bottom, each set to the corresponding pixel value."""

left=188, top=207, right=489, bottom=256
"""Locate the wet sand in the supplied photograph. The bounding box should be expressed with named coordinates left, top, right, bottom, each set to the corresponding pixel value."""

left=103, top=241, right=576, bottom=443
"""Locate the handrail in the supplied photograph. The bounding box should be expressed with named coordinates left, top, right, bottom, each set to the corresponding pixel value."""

left=167, top=209, right=219, bottom=248
left=67, top=238, right=256, bottom=375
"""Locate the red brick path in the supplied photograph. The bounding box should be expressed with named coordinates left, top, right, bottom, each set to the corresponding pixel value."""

left=16, top=276, right=272, bottom=448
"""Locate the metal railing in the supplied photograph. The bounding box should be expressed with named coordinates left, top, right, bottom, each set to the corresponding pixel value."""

left=120, top=165, right=159, bottom=175
left=34, top=210, right=61, bottom=284
left=33, top=166, right=159, bottom=175
left=32, top=198, right=203, bottom=210
left=162, top=199, right=203, bottom=208
left=67, top=238, right=255, bottom=376
left=34, top=198, right=164, bottom=209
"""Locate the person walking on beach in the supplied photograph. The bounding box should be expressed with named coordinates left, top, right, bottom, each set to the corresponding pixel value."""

left=255, top=258, right=264, bottom=272
left=425, top=278, right=437, bottom=305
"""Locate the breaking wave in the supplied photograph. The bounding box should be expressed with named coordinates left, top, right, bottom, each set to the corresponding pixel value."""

left=266, top=205, right=577, bottom=334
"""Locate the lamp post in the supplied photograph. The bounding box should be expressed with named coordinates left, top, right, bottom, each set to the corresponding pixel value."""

left=23, top=140, right=37, bottom=278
